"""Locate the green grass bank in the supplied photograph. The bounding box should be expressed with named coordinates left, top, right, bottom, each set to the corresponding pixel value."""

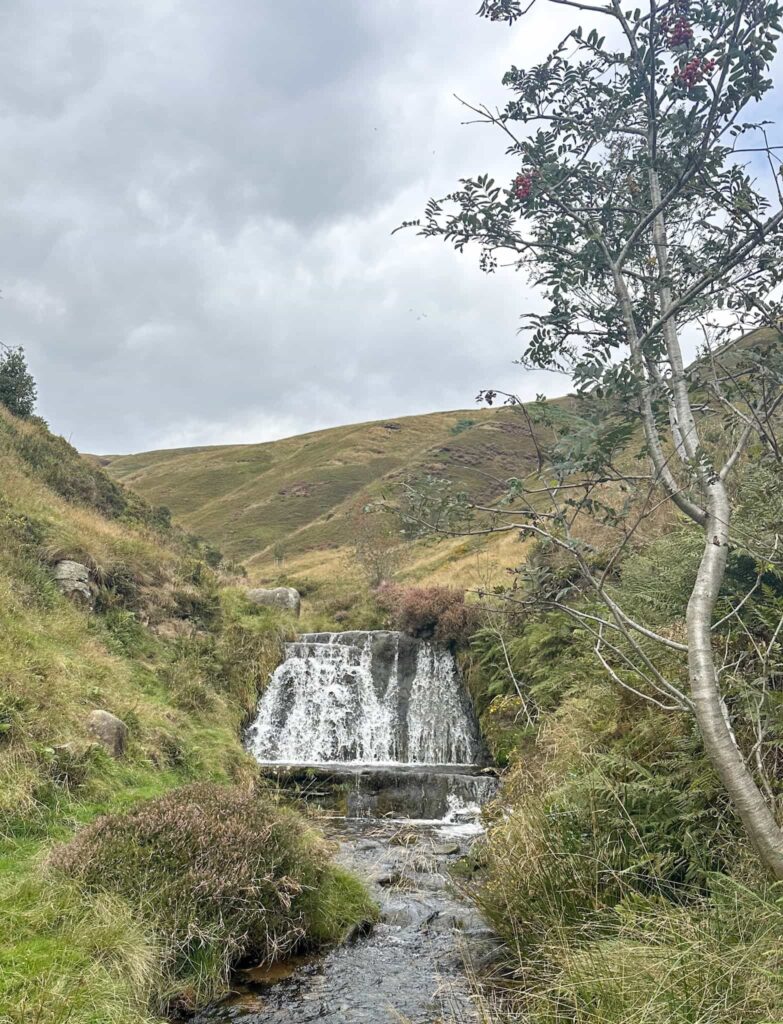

left=0, top=407, right=375, bottom=1023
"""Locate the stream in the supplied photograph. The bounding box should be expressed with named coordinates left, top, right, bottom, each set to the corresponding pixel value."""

left=193, top=630, right=500, bottom=1022
left=193, top=812, right=498, bottom=1024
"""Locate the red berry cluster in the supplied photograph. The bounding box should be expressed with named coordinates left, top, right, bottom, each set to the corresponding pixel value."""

left=513, top=172, right=535, bottom=200
left=667, top=15, right=694, bottom=45
left=673, top=56, right=716, bottom=87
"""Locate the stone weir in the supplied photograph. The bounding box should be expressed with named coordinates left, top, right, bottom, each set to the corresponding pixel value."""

left=246, top=630, right=488, bottom=766
left=259, top=762, right=499, bottom=821
left=245, top=630, right=496, bottom=822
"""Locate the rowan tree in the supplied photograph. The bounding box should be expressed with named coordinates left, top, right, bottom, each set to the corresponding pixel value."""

left=407, top=0, right=783, bottom=875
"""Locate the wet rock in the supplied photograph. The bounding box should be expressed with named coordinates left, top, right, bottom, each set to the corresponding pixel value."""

left=86, top=709, right=127, bottom=758
left=382, top=895, right=440, bottom=929
left=407, top=871, right=449, bottom=893
left=53, top=560, right=93, bottom=608
left=246, top=587, right=301, bottom=617
left=367, top=867, right=400, bottom=887
left=368, top=631, right=418, bottom=740
left=355, top=839, right=380, bottom=852
left=261, top=762, right=499, bottom=822
left=432, top=842, right=461, bottom=856
left=427, top=902, right=490, bottom=935
left=344, top=919, right=375, bottom=944
left=458, top=908, right=489, bottom=931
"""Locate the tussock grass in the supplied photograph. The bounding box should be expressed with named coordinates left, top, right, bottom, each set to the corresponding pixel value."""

left=50, top=784, right=377, bottom=1012
left=1, top=849, right=160, bottom=1024
left=475, top=850, right=783, bottom=1023
left=470, top=660, right=781, bottom=1023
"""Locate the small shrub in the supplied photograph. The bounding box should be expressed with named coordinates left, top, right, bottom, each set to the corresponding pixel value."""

left=167, top=666, right=216, bottom=714
left=317, top=587, right=387, bottom=632
left=376, top=584, right=480, bottom=647
left=171, top=586, right=221, bottom=628
left=216, top=619, right=288, bottom=711
left=100, top=609, right=150, bottom=657
left=0, top=498, right=46, bottom=548
left=94, top=562, right=141, bottom=613
left=450, top=417, right=476, bottom=435
left=351, top=507, right=408, bottom=587
left=150, top=504, right=173, bottom=529
left=151, top=731, right=198, bottom=774
left=479, top=694, right=533, bottom=766
left=50, top=783, right=375, bottom=1009
left=202, top=544, right=223, bottom=569
left=0, top=346, right=37, bottom=417
left=38, top=742, right=105, bottom=791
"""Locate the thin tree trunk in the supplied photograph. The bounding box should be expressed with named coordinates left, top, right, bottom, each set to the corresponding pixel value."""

left=644, top=161, right=783, bottom=878
left=687, top=480, right=783, bottom=878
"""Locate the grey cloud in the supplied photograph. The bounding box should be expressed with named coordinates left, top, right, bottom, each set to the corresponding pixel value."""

left=1, top=0, right=570, bottom=453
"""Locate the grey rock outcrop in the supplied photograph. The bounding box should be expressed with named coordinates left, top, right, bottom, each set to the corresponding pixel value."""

left=246, top=586, right=301, bottom=617
left=86, top=710, right=128, bottom=758
left=53, top=560, right=93, bottom=608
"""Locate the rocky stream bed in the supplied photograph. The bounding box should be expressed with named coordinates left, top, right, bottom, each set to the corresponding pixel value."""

left=192, top=815, right=499, bottom=1024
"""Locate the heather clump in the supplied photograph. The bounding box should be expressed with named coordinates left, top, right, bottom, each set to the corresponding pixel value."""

left=377, top=583, right=480, bottom=647
left=50, top=782, right=375, bottom=1010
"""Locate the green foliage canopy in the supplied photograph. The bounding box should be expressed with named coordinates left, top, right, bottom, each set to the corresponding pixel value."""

left=410, top=0, right=783, bottom=437
left=0, top=346, right=36, bottom=418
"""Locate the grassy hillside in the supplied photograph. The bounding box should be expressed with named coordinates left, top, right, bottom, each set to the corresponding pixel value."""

left=101, top=330, right=781, bottom=592
left=100, top=405, right=557, bottom=588
left=0, top=408, right=373, bottom=1023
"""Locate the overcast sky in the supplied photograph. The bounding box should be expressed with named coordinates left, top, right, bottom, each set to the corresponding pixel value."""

left=2, top=2, right=776, bottom=455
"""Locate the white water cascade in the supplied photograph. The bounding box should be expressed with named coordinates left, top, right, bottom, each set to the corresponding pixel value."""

left=246, top=630, right=483, bottom=765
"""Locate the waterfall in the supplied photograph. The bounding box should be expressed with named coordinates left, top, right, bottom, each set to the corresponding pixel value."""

left=246, top=630, right=483, bottom=766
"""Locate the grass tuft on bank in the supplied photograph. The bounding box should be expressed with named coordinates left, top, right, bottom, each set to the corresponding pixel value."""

left=49, top=783, right=376, bottom=1014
